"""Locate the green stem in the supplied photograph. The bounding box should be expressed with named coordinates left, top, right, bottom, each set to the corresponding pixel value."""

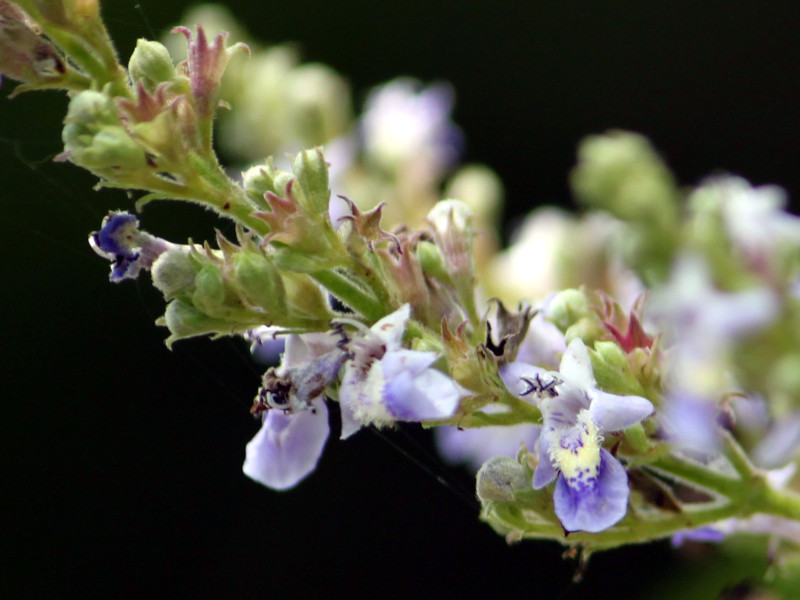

left=490, top=498, right=745, bottom=551
left=647, top=453, right=742, bottom=497
left=312, top=269, right=385, bottom=322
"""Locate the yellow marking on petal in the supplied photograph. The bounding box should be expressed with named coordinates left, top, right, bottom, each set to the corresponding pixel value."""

left=549, top=410, right=602, bottom=484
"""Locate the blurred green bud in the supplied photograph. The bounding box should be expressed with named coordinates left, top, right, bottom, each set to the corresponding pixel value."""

left=546, top=288, right=590, bottom=332
left=564, top=316, right=605, bottom=346
left=283, top=273, right=333, bottom=320
left=428, top=198, right=474, bottom=235
left=570, top=131, right=679, bottom=225
left=234, top=251, right=287, bottom=315
left=129, top=39, right=175, bottom=90
left=291, top=147, right=330, bottom=216
left=590, top=340, right=646, bottom=396
left=161, top=299, right=234, bottom=348
left=427, top=199, right=475, bottom=282
left=445, top=164, right=504, bottom=227
left=241, top=162, right=279, bottom=208
left=62, top=90, right=147, bottom=170
left=416, top=240, right=452, bottom=285
left=272, top=170, right=294, bottom=199
left=63, top=89, right=118, bottom=128
left=151, top=247, right=196, bottom=299
left=192, top=264, right=227, bottom=317
left=287, top=64, right=353, bottom=144
left=476, top=456, right=528, bottom=502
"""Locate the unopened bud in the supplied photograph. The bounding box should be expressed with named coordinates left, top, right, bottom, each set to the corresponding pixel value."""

left=191, top=264, right=226, bottom=317
left=545, top=288, right=590, bottom=333
left=416, top=240, right=452, bottom=285
left=62, top=90, right=147, bottom=170
left=129, top=39, right=175, bottom=90
left=161, top=299, right=231, bottom=348
left=476, top=456, right=528, bottom=502
left=570, top=130, right=678, bottom=224
left=291, top=147, right=330, bottom=216
left=234, top=251, right=287, bottom=314
left=151, top=247, right=196, bottom=299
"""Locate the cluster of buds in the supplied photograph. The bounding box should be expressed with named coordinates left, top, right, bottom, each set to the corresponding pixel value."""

left=5, top=2, right=800, bottom=586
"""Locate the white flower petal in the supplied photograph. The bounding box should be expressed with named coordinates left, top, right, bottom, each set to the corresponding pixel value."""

left=242, top=399, right=330, bottom=490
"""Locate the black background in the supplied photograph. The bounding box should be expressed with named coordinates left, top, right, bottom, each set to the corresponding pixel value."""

left=3, top=1, right=800, bottom=598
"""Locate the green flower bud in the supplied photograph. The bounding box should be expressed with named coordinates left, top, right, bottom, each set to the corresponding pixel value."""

left=476, top=456, right=529, bottom=502
left=445, top=164, right=504, bottom=227
left=291, top=147, right=330, bottom=216
left=67, top=126, right=148, bottom=170
left=416, top=240, right=452, bottom=285
left=590, top=340, right=646, bottom=397
left=570, top=130, right=678, bottom=224
left=129, top=39, right=175, bottom=90
left=272, top=170, right=294, bottom=199
left=62, top=90, right=147, bottom=171
left=287, top=64, right=353, bottom=144
left=242, top=163, right=279, bottom=207
left=546, top=288, right=590, bottom=332
left=161, top=299, right=234, bottom=348
left=63, top=90, right=119, bottom=129
left=234, top=251, right=287, bottom=315
left=282, top=273, right=332, bottom=320
left=192, top=265, right=227, bottom=317
left=564, top=316, right=605, bottom=346
left=151, top=247, right=196, bottom=299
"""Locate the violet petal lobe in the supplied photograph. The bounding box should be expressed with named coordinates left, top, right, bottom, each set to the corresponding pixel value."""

left=588, top=390, right=654, bottom=433
left=533, top=435, right=557, bottom=489
left=382, top=365, right=460, bottom=421
left=552, top=448, right=629, bottom=533
left=242, top=399, right=330, bottom=490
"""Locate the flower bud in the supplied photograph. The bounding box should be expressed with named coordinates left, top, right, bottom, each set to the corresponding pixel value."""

left=428, top=198, right=473, bottom=234
left=241, top=163, right=278, bottom=208
left=191, top=264, right=226, bottom=317
left=427, top=199, right=475, bottom=296
left=161, top=299, right=232, bottom=348
left=234, top=251, right=287, bottom=315
left=570, top=130, right=678, bottom=224
left=416, top=240, right=452, bottom=285
left=282, top=273, right=332, bottom=320
left=287, top=63, right=352, bottom=144
left=129, top=39, right=175, bottom=90
left=545, top=288, right=590, bottom=333
left=62, top=90, right=147, bottom=171
left=590, top=340, right=646, bottom=396
left=151, top=247, right=196, bottom=299
left=445, top=164, right=503, bottom=227
left=476, top=456, right=528, bottom=502
left=291, top=147, right=330, bottom=216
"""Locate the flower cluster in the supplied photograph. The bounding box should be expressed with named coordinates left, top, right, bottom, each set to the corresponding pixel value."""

left=5, top=1, right=800, bottom=584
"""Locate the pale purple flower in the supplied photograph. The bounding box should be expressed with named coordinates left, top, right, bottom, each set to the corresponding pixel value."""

left=501, top=339, right=653, bottom=532
left=242, top=333, right=342, bottom=490
left=243, top=325, right=286, bottom=365
left=338, top=304, right=461, bottom=439
left=360, top=78, right=461, bottom=181
left=647, top=253, right=778, bottom=351
left=648, top=253, right=779, bottom=451
left=435, top=423, right=541, bottom=472
left=243, top=398, right=330, bottom=490
left=696, top=176, right=800, bottom=272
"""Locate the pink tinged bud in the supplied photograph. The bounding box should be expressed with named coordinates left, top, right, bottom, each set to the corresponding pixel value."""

left=172, top=25, right=248, bottom=119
